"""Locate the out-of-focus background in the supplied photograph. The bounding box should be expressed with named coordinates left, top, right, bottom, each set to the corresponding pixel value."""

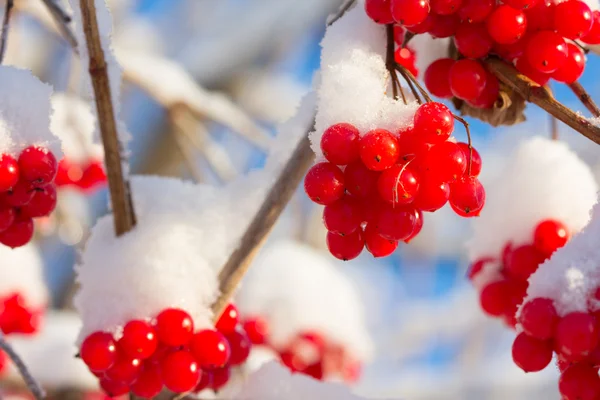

left=3, top=0, right=600, bottom=399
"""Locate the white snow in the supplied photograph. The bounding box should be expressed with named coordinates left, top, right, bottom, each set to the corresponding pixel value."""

left=467, top=137, right=598, bottom=264
left=0, top=243, right=48, bottom=309
left=0, top=66, right=61, bottom=156
left=236, top=240, right=374, bottom=362
left=310, top=4, right=419, bottom=158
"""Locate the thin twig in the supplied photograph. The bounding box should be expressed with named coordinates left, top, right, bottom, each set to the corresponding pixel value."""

left=568, top=81, right=600, bottom=118
left=0, top=333, right=45, bottom=400
left=327, top=0, right=356, bottom=26
left=211, top=121, right=316, bottom=319
left=79, top=0, right=136, bottom=235
left=385, top=24, right=406, bottom=103
left=395, top=62, right=431, bottom=103
left=0, top=0, right=14, bottom=64
left=40, top=0, right=78, bottom=51
left=485, top=57, right=600, bottom=145
left=452, top=113, right=473, bottom=174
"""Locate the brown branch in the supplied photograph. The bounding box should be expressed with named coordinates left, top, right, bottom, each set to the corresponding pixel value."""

left=568, top=81, right=600, bottom=118
left=211, top=123, right=316, bottom=319
left=485, top=57, right=600, bottom=145
left=0, top=0, right=13, bottom=63
left=79, top=0, right=136, bottom=235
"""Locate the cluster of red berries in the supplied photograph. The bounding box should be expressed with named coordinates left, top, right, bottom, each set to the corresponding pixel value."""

left=80, top=305, right=251, bottom=398
left=393, top=26, right=419, bottom=77
left=243, top=316, right=361, bottom=382
left=0, top=146, right=58, bottom=248
left=470, top=219, right=569, bottom=327
left=304, top=102, right=485, bottom=261
left=55, top=158, right=107, bottom=193
left=366, top=0, right=598, bottom=109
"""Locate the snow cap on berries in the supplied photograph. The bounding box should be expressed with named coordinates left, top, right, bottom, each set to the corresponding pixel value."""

left=0, top=243, right=47, bottom=308
left=236, top=240, right=374, bottom=361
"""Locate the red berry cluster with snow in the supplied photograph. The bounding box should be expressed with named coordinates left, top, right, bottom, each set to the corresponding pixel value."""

left=367, top=0, right=598, bottom=108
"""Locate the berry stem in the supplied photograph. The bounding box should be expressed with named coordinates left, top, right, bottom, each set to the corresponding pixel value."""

left=79, top=0, right=137, bottom=236
left=0, top=332, right=45, bottom=400
left=385, top=24, right=406, bottom=103
left=394, top=62, right=431, bottom=103
left=485, top=57, right=600, bottom=145
left=452, top=113, right=473, bottom=175
left=0, top=0, right=14, bottom=64
left=568, top=81, right=600, bottom=118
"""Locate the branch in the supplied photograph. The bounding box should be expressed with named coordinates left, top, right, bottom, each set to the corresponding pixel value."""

left=0, top=333, right=45, bottom=400
left=211, top=122, right=316, bottom=319
left=327, top=0, right=356, bottom=26
left=0, top=0, right=13, bottom=63
left=485, top=57, right=600, bottom=145
left=79, top=0, right=136, bottom=235
left=568, top=81, right=600, bottom=118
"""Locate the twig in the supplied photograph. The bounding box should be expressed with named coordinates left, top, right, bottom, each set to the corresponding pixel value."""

left=0, top=333, right=45, bottom=400
left=39, top=0, right=78, bottom=51
left=385, top=24, right=406, bottom=103
left=211, top=121, right=316, bottom=319
left=568, top=81, right=600, bottom=118
left=485, top=57, right=600, bottom=145
left=452, top=113, right=473, bottom=174
left=395, top=62, right=431, bottom=103
left=79, top=0, right=136, bottom=235
left=172, top=129, right=204, bottom=183
left=327, top=0, right=356, bottom=26
left=0, top=0, right=13, bottom=64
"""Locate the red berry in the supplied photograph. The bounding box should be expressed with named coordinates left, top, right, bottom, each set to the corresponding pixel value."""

left=79, top=161, right=107, bottom=190
left=130, top=364, right=162, bottom=398
left=554, top=0, right=593, bottom=40
left=534, top=219, right=569, bottom=257
left=189, top=329, right=231, bottom=369
left=480, top=280, right=510, bottom=317
left=423, top=141, right=466, bottom=182
left=413, top=102, right=454, bottom=144
left=431, top=0, right=462, bottom=15
left=160, top=351, right=200, bottom=393
left=493, top=35, right=528, bottom=61
left=559, top=363, right=600, bottom=400
left=428, top=13, right=460, bottom=38
left=503, top=0, right=539, bottom=9
left=506, top=244, right=545, bottom=281
left=323, top=196, right=363, bottom=235
left=515, top=55, right=551, bottom=86
left=457, top=142, right=482, bottom=176
left=326, top=230, right=364, bottom=261
left=511, top=332, right=553, bottom=372
left=194, top=372, right=211, bottom=393
left=119, top=320, right=158, bottom=360
left=0, top=208, right=15, bottom=232
left=449, top=59, right=487, bottom=101
left=405, top=14, right=434, bottom=33
left=454, top=23, right=493, bottom=58
left=0, top=154, right=18, bottom=192
left=81, top=332, right=118, bottom=372
left=208, top=365, right=231, bottom=391
left=412, top=177, right=449, bottom=212
left=155, top=308, right=194, bottom=347
left=518, top=298, right=559, bottom=340
left=18, top=146, right=57, bottom=186
left=468, top=72, right=500, bottom=109
left=225, top=329, right=252, bottom=366
left=391, top=0, right=431, bottom=26
left=404, top=208, right=423, bottom=243
left=243, top=317, right=269, bottom=345
left=21, top=185, right=57, bottom=218
left=365, top=0, right=395, bottom=24
left=449, top=176, right=485, bottom=217
left=99, top=378, right=130, bottom=397
left=556, top=312, right=599, bottom=362
left=395, top=47, right=419, bottom=77
left=375, top=205, right=417, bottom=241
left=3, top=180, right=34, bottom=207
left=304, top=162, right=345, bottom=205
left=377, top=163, right=420, bottom=205
left=467, top=257, right=494, bottom=281
left=359, top=129, right=400, bottom=171
left=424, top=58, right=454, bottom=98
left=343, top=161, right=379, bottom=198
left=526, top=30, right=568, bottom=73
left=486, top=5, right=527, bottom=45
left=582, top=10, right=600, bottom=44
left=0, top=216, right=34, bottom=248
left=457, top=0, right=494, bottom=23
left=105, top=355, right=142, bottom=384
left=364, top=224, right=398, bottom=257
left=216, top=303, right=239, bottom=334
left=524, top=0, right=555, bottom=32
left=552, top=42, right=585, bottom=84
left=320, top=123, right=360, bottom=166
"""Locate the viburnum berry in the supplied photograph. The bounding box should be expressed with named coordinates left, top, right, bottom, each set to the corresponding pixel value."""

left=479, top=280, right=510, bottom=317
left=467, top=257, right=494, bottom=281
left=21, top=185, right=57, bottom=218
left=0, top=208, right=15, bottom=232
left=194, top=371, right=211, bottom=393
left=99, top=378, right=130, bottom=397
left=394, top=24, right=406, bottom=44
left=243, top=317, right=269, bottom=345
left=326, top=230, right=364, bottom=261
left=515, top=55, right=551, bottom=86
left=18, top=146, right=57, bottom=186
left=359, top=129, right=400, bottom=171
left=457, top=0, right=494, bottom=23
left=486, top=5, right=527, bottom=45
left=225, top=329, right=252, bottom=366
left=375, top=205, right=417, bottom=241
left=130, top=364, right=162, bottom=398
left=518, top=298, right=558, bottom=340
left=424, top=58, right=454, bottom=98
left=556, top=312, right=599, bottom=362
left=377, top=163, right=420, bottom=205
left=364, top=224, right=398, bottom=257
left=216, top=303, right=239, bottom=334
left=3, top=180, right=34, bottom=207
left=323, top=196, right=363, bottom=235
left=320, top=123, right=360, bottom=166
left=533, top=219, right=569, bottom=257
left=449, top=59, right=487, bottom=101
left=524, top=0, right=555, bottom=32
left=412, top=177, right=450, bottom=212
left=428, top=13, right=460, bottom=38
left=503, top=0, right=539, bottom=9
left=365, top=0, right=395, bottom=24
left=405, top=14, right=434, bottom=34
left=208, top=365, right=231, bottom=391
left=81, top=332, right=118, bottom=372
left=505, top=244, right=545, bottom=281
left=343, top=161, right=379, bottom=198
left=155, top=308, right=194, bottom=347
left=554, top=0, right=593, bottom=40
left=559, top=363, right=600, bottom=400
left=118, top=320, right=158, bottom=360
left=0, top=216, right=34, bottom=248
left=105, top=355, right=142, bottom=384
left=454, top=23, right=493, bottom=58
left=413, top=102, right=454, bottom=144
left=469, top=71, right=500, bottom=109
left=493, top=35, right=528, bottom=61
left=431, top=0, right=462, bottom=15
left=395, top=47, right=419, bottom=77
left=160, top=351, right=201, bottom=393
left=552, top=42, right=585, bottom=84
left=526, top=30, right=568, bottom=73
left=511, top=332, right=553, bottom=372
left=404, top=208, right=423, bottom=243
left=391, top=0, right=431, bottom=27
left=449, top=176, right=485, bottom=217
left=304, top=162, right=345, bottom=205
left=457, top=142, right=482, bottom=177
left=0, top=154, right=18, bottom=192
left=582, top=10, right=600, bottom=44
left=189, top=329, right=231, bottom=369
left=423, top=141, right=466, bottom=182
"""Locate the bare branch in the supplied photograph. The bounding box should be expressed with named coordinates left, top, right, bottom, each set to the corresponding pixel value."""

left=0, top=0, right=14, bottom=64
left=39, top=0, right=78, bottom=51
left=568, top=81, right=600, bottom=118
left=78, top=0, right=136, bottom=235
left=0, top=333, right=45, bottom=400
